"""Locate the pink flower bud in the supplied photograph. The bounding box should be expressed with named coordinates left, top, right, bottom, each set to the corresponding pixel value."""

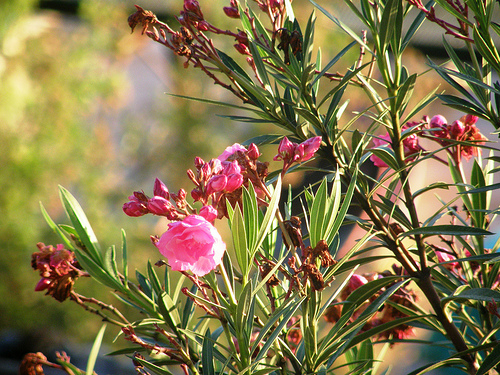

left=247, top=143, right=260, bottom=160
left=194, top=157, right=205, bottom=168
left=123, top=200, right=148, bottom=217
left=156, top=215, right=226, bottom=276
left=209, top=158, right=223, bottom=174
left=191, top=188, right=203, bottom=201
left=197, top=21, right=209, bottom=31
left=274, top=136, right=295, bottom=161
left=460, top=114, right=478, bottom=126
left=207, top=174, right=228, bottom=194
left=153, top=178, right=170, bottom=199
left=223, top=6, right=240, bottom=18
left=225, top=173, right=244, bottom=192
left=35, top=278, right=51, bottom=291
left=235, top=31, right=248, bottom=45
left=222, top=160, right=241, bottom=176
left=148, top=196, right=174, bottom=216
left=199, top=205, right=218, bottom=221
left=298, top=136, right=322, bottom=162
left=184, top=0, right=202, bottom=13
left=429, top=115, right=447, bottom=128
left=234, top=43, right=250, bottom=55
left=450, top=120, right=465, bottom=137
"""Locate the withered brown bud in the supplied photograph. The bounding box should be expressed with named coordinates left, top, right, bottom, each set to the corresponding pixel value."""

left=389, top=222, right=404, bottom=236
left=260, top=263, right=280, bottom=287
left=313, top=239, right=337, bottom=267
left=180, top=26, right=194, bottom=44
left=128, top=5, right=158, bottom=35
left=19, top=352, right=47, bottom=375
left=276, top=28, right=302, bottom=64
left=132, top=352, right=146, bottom=368
left=49, top=273, right=75, bottom=302
left=324, top=303, right=342, bottom=323
left=303, top=263, right=325, bottom=291
left=283, top=216, right=303, bottom=248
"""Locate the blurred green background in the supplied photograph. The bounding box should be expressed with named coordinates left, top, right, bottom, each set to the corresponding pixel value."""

left=0, top=0, right=470, bottom=373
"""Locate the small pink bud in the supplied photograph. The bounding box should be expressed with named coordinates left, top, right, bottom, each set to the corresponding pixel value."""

left=199, top=205, right=218, bottom=221
left=207, top=175, right=227, bottom=194
left=461, top=114, right=478, bottom=126
left=235, top=31, right=248, bottom=44
left=274, top=136, right=295, bottom=161
left=298, top=136, right=322, bottom=162
left=197, top=21, right=209, bottom=31
left=194, top=156, right=205, bottom=168
left=247, top=143, right=260, bottom=160
left=148, top=196, right=174, bottom=216
left=225, top=173, right=244, bottom=192
left=450, top=120, right=465, bottom=137
left=223, top=6, right=240, bottom=18
left=123, top=201, right=148, bottom=217
left=234, top=43, right=250, bottom=55
left=177, top=189, right=187, bottom=200
left=429, top=115, right=447, bottom=128
left=191, top=188, right=203, bottom=201
left=184, top=0, right=201, bottom=13
left=222, top=160, right=241, bottom=175
left=209, top=158, right=223, bottom=174
left=35, top=278, right=51, bottom=291
left=154, top=178, right=170, bottom=199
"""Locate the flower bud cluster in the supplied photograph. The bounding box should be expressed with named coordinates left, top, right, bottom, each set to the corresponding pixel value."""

left=426, top=114, right=487, bottom=161
left=324, top=269, right=417, bottom=342
left=370, top=114, right=487, bottom=168
left=31, top=243, right=81, bottom=302
left=434, top=248, right=500, bottom=290
left=370, top=121, right=423, bottom=168
left=122, top=178, right=187, bottom=221
left=274, top=136, right=322, bottom=174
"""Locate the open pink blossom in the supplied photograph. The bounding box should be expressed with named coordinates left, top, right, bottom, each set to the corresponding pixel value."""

left=218, top=143, right=248, bottom=162
left=156, top=215, right=226, bottom=276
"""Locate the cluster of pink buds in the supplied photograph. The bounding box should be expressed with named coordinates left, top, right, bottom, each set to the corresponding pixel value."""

left=426, top=114, right=487, bottom=162
left=123, top=178, right=188, bottom=221
left=223, top=0, right=240, bottom=19
left=324, top=270, right=417, bottom=342
left=274, top=136, right=322, bottom=174
left=434, top=248, right=500, bottom=290
left=31, top=243, right=81, bottom=302
left=370, top=121, right=423, bottom=168
left=189, top=143, right=269, bottom=219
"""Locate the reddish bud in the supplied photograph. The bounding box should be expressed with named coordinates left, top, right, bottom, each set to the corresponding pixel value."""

left=223, top=6, right=240, bottom=18
left=154, top=178, right=170, bottom=199
left=234, top=43, right=250, bottom=55
left=247, top=143, right=260, bottom=160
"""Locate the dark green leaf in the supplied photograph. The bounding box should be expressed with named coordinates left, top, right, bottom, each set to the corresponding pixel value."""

left=400, top=225, right=492, bottom=238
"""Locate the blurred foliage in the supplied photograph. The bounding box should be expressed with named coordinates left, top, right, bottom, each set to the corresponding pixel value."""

left=0, top=0, right=449, bottom=349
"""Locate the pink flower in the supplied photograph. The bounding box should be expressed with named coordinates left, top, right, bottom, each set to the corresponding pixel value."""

left=369, top=133, right=392, bottom=167
left=370, top=129, right=421, bottom=168
left=156, top=215, right=226, bottom=276
left=274, top=136, right=322, bottom=172
left=218, top=143, right=248, bottom=162
left=297, top=136, right=322, bottom=162
left=199, top=205, right=217, bottom=222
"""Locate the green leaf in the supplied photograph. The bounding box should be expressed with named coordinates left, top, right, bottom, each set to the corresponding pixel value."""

left=401, top=0, right=433, bottom=52
left=251, top=296, right=305, bottom=363
left=202, top=328, right=215, bottom=375
left=230, top=204, right=249, bottom=277
left=59, top=186, right=102, bottom=264
left=378, top=0, right=399, bottom=54
left=250, top=175, right=281, bottom=258
left=121, top=229, right=128, bottom=285
left=477, top=342, right=500, bottom=375
left=86, top=323, right=106, bottom=375
left=39, top=202, right=74, bottom=250
left=400, top=225, right=492, bottom=238
left=446, top=287, right=500, bottom=304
